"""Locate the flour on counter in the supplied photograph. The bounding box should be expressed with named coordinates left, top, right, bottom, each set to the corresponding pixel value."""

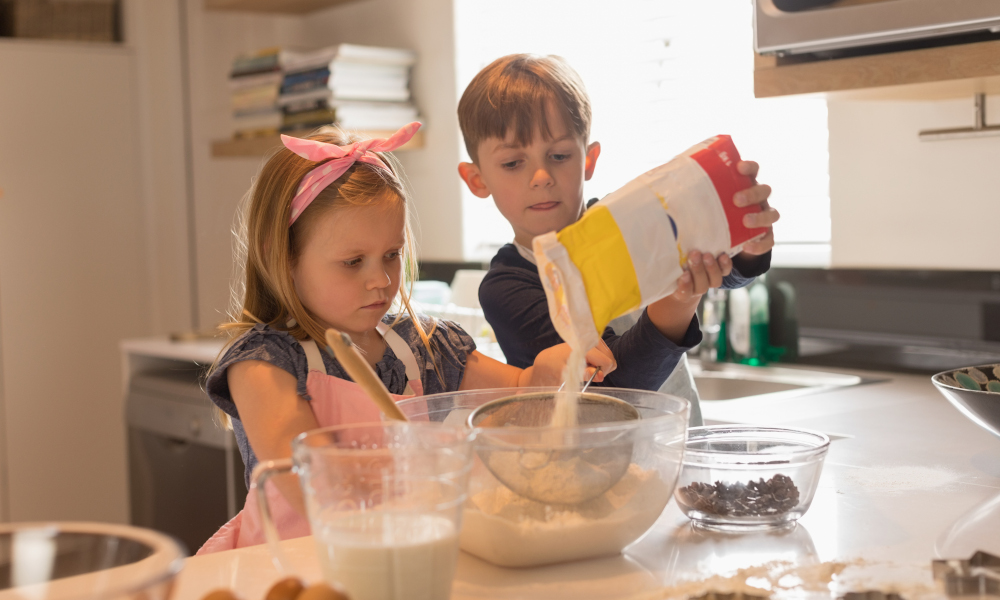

left=841, top=465, right=959, bottom=493
left=636, top=559, right=852, bottom=600
left=635, top=558, right=944, bottom=600
left=460, top=463, right=669, bottom=567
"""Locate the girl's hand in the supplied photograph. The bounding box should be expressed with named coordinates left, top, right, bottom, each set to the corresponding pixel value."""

left=735, top=160, right=779, bottom=257
left=525, top=341, right=617, bottom=387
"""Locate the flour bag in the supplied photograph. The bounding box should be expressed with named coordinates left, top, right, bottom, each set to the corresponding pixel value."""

left=533, top=135, right=766, bottom=351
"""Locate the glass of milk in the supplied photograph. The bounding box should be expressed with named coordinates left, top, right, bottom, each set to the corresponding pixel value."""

left=254, top=422, right=474, bottom=600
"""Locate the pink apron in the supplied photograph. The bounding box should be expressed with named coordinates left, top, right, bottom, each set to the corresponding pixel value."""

left=196, top=323, right=425, bottom=555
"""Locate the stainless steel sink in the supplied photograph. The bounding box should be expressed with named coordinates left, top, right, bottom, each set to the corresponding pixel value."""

left=689, top=360, right=865, bottom=402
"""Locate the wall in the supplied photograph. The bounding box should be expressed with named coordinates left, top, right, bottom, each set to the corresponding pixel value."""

left=181, top=0, right=462, bottom=329
left=828, top=95, right=1000, bottom=270
left=128, top=0, right=195, bottom=335
left=303, top=0, right=465, bottom=264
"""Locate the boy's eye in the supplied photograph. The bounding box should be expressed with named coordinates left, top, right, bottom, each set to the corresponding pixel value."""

left=501, top=160, right=521, bottom=170
left=344, top=257, right=362, bottom=267
left=551, top=153, right=571, bottom=162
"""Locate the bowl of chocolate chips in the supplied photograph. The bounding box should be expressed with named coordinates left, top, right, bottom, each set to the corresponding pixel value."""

left=675, top=425, right=830, bottom=531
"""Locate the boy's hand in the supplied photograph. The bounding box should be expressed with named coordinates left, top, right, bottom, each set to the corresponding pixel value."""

left=647, top=250, right=725, bottom=343
left=672, top=250, right=730, bottom=303
left=735, top=161, right=779, bottom=257
left=526, top=341, right=617, bottom=387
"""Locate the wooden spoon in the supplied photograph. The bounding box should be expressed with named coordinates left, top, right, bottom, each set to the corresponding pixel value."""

left=324, top=328, right=408, bottom=422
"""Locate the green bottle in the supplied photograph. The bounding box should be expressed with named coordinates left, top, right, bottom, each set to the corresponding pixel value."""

left=748, top=275, right=770, bottom=366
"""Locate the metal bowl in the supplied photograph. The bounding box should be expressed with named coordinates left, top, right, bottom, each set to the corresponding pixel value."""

left=932, top=363, right=1000, bottom=440
left=467, top=391, right=640, bottom=505
left=0, top=522, right=185, bottom=600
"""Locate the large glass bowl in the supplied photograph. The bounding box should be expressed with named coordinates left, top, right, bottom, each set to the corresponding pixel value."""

left=932, top=363, right=1000, bottom=440
left=675, top=426, right=829, bottom=531
left=397, top=387, right=689, bottom=568
left=0, top=522, right=185, bottom=600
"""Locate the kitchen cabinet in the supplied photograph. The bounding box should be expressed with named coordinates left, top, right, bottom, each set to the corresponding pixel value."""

left=755, top=39, right=1000, bottom=99
left=120, top=337, right=242, bottom=552
left=0, top=39, right=150, bottom=523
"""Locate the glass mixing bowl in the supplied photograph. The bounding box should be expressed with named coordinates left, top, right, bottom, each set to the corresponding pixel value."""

left=0, top=522, right=185, bottom=600
left=397, top=387, right=689, bottom=568
left=675, top=426, right=829, bottom=531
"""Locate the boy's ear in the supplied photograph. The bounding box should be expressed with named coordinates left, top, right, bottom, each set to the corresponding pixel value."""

left=584, top=141, right=601, bottom=181
left=458, top=162, right=491, bottom=199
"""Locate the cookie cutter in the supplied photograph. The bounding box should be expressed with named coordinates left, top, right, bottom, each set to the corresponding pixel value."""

left=688, top=592, right=770, bottom=600
left=839, top=592, right=906, bottom=600
left=932, top=551, right=1000, bottom=598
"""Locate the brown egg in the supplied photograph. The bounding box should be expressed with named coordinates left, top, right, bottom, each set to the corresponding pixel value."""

left=265, top=578, right=305, bottom=600
left=200, top=589, right=242, bottom=600
left=296, top=582, right=351, bottom=600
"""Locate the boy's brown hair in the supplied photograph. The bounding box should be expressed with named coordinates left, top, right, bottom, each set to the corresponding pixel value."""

left=458, top=54, right=592, bottom=164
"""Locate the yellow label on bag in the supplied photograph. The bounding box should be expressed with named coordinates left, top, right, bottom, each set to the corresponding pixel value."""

left=557, top=205, right=642, bottom=335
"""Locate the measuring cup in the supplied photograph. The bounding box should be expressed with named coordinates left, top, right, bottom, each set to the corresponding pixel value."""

left=253, top=422, right=474, bottom=600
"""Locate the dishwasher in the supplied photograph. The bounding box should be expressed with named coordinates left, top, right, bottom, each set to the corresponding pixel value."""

left=126, top=369, right=246, bottom=554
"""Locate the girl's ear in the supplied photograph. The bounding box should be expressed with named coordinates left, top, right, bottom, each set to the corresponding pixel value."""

left=458, top=162, right=491, bottom=198
left=584, top=141, right=601, bottom=181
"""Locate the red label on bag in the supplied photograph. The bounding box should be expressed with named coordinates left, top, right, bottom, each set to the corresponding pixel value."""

left=688, top=135, right=764, bottom=247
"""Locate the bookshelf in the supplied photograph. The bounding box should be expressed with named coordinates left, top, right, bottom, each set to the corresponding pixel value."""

left=204, top=0, right=363, bottom=14
left=211, top=128, right=425, bottom=157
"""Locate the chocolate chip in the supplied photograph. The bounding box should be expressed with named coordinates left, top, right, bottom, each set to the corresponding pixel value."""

left=677, top=474, right=800, bottom=517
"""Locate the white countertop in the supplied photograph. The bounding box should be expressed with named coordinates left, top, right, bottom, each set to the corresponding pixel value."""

left=172, top=366, right=1000, bottom=600
left=121, top=336, right=226, bottom=364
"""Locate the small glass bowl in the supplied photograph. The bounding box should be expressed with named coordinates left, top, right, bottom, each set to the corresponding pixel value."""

left=675, top=426, right=830, bottom=531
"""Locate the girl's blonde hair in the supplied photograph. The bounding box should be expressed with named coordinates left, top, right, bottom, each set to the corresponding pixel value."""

left=211, top=127, right=435, bottom=408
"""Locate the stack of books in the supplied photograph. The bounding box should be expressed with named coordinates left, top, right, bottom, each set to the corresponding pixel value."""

left=229, top=44, right=420, bottom=140
left=229, top=47, right=287, bottom=139
left=278, top=44, right=419, bottom=134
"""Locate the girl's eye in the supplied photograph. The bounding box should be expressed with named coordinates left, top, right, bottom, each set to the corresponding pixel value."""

left=344, top=257, right=362, bottom=267
left=385, top=250, right=401, bottom=260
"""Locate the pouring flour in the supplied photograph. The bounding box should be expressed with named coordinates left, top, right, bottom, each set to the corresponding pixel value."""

left=539, top=135, right=766, bottom=426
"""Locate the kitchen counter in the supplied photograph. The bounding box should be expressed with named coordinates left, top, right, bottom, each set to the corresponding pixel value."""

left=172, top=366, right=1000, bottom=600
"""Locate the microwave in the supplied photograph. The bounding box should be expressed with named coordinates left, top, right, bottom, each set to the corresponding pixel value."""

left=754, top=0, right=1000, bottom=56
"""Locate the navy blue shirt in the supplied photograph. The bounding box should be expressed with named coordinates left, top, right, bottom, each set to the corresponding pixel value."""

left=479, top=244, right=770, bottom=390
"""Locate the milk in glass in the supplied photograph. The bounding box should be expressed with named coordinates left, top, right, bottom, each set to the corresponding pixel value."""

left=314, top=510, right=458, bottom=600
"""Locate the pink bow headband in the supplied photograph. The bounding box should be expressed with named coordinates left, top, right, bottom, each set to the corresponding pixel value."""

left=281, top=122, right=421, bottom=225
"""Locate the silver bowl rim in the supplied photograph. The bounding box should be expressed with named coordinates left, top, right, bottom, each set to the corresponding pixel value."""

left=406, top=386, right=691, bottom=436
left=932, top=362, right=1000, bottom=396
left=0, top=521, right=185, bottom=599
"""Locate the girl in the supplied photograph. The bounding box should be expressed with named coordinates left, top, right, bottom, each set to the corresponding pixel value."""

left=198, top=123, right=614, bottom=553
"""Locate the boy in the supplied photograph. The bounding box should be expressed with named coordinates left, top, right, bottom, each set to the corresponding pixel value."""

left=456, top=54, right=778, bottom=415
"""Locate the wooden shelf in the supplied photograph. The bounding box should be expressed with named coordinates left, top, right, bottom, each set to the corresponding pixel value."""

left=211, top=128, right=425, bottom=158
left=204, top=0, right=361, bottom=14
left=755, top=39, right=1000, bottom=100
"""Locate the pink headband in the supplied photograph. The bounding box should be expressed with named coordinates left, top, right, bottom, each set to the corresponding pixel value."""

left=281, top=122, right=421, bottom=225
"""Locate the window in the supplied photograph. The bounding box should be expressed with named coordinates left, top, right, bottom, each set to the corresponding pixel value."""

left=455, top=0, right=830, bottom=266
